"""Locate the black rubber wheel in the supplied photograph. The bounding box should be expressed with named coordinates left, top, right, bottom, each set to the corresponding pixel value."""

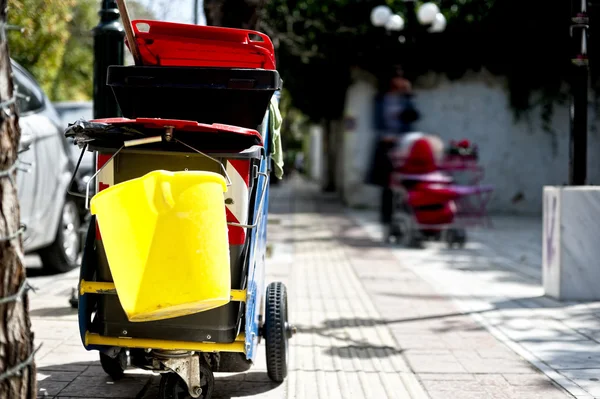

left=100, top=350, right=127, bottom=380
left=446, top=228, right=467, bottom=249
left=158, top=365, right=214, bottom=399
left=265, top=282, right=289, bottom=383
left=385, top=224, right=396, bottom=244
left=456, top=228, right=467, bottom=245
left=389, top=198, right=423, bottom=248
left=38, top=199, right=81, bottom=273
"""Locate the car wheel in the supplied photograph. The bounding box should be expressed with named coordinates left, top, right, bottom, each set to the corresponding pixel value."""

left=38, top=199, right=81, bottom=273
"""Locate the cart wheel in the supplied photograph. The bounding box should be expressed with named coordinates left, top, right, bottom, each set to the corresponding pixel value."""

left=265, top=282, right=289, bottom=383
left=390, top=212, right=420, bottom=248
left=99, top=349, right=127, bottom=380
left=456, top=228, right=467, bottom=248
left=446, top=228, right=467, bottom=249
left=158, top=365, right=214, bottom=399
left=445, top=229, right=456, bottom=248
left=385, top=224, right=397, bottom=244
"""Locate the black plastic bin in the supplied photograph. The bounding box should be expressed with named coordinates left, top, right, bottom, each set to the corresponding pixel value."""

left=107, top=66, right=282, bottom=129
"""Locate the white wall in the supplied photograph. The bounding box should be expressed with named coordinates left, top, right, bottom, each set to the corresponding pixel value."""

left=341, top=80, right=380, bottom=208
left=308, top=124, right=324, bottom=182
left=341, top=72, right=600, bottom=215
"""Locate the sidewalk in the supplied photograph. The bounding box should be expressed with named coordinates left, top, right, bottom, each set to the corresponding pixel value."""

left=30, top=177, right=575, bottom=398
left=353, top=204, right=600, bottom=398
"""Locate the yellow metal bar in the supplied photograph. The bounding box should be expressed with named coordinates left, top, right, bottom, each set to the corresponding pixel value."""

left=80, top=280, right=117, bottom=296
left=85, top=332, right=246, bottom=353
left=230, top=289, right=246, bottom=302
left=81, top=280, right=247, bottom=303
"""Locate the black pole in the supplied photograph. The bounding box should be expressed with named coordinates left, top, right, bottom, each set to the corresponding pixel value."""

left=402, top=0, right=417, bottom=80
left=93, top=0, right=124, bottom=119
left=71, top=0, right=125, bottom=310
left=570, top=0, right=589, bottom=185
left=194, top=0, right=199, bottom=24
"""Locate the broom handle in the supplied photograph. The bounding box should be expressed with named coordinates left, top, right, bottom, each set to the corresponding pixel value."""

left=116, top=0, right=142, bottom=65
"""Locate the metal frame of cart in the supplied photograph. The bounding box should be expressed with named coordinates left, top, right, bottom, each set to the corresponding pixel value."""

left=70, top=112, right=294, bottom=399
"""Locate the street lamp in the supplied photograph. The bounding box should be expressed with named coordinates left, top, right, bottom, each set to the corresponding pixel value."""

left=71, top=0, right=126, bottom=310
left=370, top=1, right=446, bottom=80
left=569, top=0, right=589, bottom=185
left=370, top=1, right=447, bottom=35
left=93, top=0, right=125, bottom=119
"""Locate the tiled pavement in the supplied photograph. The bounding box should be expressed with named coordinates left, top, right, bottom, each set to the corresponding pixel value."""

left=288, top=180, right=569, bottom=399
left=28, top=177, right=576, bottom=398
left=353, top=202, right=600, bottom=398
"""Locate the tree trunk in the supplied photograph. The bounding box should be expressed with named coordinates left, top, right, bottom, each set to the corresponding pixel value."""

left=0, top=0, right=37, bottom=396
left=203, top=0, right=266, bottom=29
left=321, top=119, right=337, bottom=193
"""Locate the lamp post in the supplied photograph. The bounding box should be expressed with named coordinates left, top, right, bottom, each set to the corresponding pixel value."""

left=93, top=0, right=125, bottom=119
left=371, top=1, right=446, bottom=36
left=370, top=1, right=446, bottom=79
left=71, top=0, right=125, bottom=310
left=569, top=0, right=589, bottom=185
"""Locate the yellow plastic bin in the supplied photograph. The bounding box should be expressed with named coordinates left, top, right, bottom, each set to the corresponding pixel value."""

left=90, top=170, right=231, bottom=322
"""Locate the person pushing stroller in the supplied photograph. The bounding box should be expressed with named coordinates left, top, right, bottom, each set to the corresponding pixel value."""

left=367, top=73, right=420, bottom=226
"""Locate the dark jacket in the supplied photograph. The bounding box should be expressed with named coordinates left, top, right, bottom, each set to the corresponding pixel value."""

left=366, top=93, right=420, bottom=187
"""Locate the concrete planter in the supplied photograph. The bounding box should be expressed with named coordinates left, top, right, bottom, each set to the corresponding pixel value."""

left=543, top=186, right=600, bottom=301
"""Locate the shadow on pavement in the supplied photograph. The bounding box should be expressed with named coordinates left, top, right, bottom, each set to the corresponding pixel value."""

left=142, top=371, right=282, bottom=399
left=212, top=372, right=282, bottom=399
left=324, top=344, right=404, bottom=359
left=30, top=306, right=78, bottom=318
left=38, top=361, right=281, bottom=399
left=26, top=266, right=61, bottom=278
left=37, top=361, right=155, bottom=398
left=296, top=322, right=404, bottom=357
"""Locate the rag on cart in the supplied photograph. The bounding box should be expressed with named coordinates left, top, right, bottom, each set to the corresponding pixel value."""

left=268, top=95, right=284, bottom=179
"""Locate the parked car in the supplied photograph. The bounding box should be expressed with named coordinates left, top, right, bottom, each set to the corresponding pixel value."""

left=12, top=60, right=92, bottom=273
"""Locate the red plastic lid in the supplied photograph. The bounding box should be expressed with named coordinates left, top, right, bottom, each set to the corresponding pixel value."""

left=129, top=20, right=276, bottom=70
left=93, top=117, right=263, bottom=145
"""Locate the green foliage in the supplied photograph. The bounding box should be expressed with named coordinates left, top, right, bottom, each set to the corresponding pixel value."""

left=50, top=0, right=97, bottom=100
left=279, top=89, right=309, bottom=150
left=261, top=0, right=577, bottom=123
left=8, top=0, right=75, bottom=98
left=9, top=0, right=154, bottom=101
left=261, top=0, right=370, bottom=121
left=410, top=0, right=572, bottom=119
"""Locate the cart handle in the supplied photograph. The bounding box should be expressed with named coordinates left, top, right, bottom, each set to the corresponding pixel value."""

left=66, top=144, right=89, bottom=200
left=84, top=136, right=164, bottom=209
left=227, top=170, right=269, bottom=229
left=82, top=136, right=235, bottom=210
left=85, top=145, right=125, bottom=210
left=173, top=138, right=232, bottom=187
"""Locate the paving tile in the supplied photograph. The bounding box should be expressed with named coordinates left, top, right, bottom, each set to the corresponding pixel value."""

left=558, top=369, right=600, bottom=397
left=404, top=351, right=468, bottom=374
left=57, top=375, right=153, bottom=398
left=27, top=179, right=577, bottom=398
left=502, top=373, right=562, bottom=388
left=519, top=340, right=600, bottom=369
left=37, top=370, right=81, bottom=383
left=37, top=379, right=71, bottom=397
left=419, top=373, right=475, bottom=381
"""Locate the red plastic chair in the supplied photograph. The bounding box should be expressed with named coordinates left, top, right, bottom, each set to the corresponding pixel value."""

left=129, top=20, right=276, bottom=70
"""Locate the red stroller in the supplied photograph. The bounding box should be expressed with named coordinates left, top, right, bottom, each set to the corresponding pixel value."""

left=387, top=133, right=494, bottom=248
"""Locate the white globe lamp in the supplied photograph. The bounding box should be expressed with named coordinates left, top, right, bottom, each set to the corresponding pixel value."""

left=385, top=14, right=405, bottom=31
left=371, top=5, right=393, bottom=27
left=429, top=12, right=447, bottom=32
left=417, top=2, right=440, bottom=25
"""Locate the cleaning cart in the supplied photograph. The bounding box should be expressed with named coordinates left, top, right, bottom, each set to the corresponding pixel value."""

left=67, top=20, right=293, bottom=399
